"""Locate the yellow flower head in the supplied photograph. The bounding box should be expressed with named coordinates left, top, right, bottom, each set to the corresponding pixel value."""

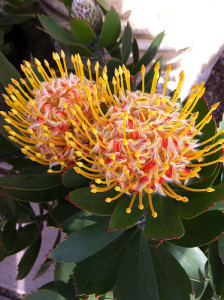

left=74, top=62, right=224, bottom=218
left=1, top=51, right=103, bottom=173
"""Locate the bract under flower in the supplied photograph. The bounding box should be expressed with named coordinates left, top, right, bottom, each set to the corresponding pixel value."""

left=74, top=62, right=224, bottom=217
left=1, top=51, right=103, bottom=173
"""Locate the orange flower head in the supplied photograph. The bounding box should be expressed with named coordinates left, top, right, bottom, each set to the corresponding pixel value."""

left=74, top=63, right=224, bottom=217
left=1, top=52, right=103, bottom=173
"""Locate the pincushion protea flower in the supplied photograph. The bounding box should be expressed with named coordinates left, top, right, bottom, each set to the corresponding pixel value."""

left=0, top=51, right=103, bottom=173
left=74, top=62, right=224, bottom=218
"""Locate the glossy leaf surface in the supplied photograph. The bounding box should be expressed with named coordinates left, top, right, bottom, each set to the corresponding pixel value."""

left=131, top=32, right=164, bottom=75
left=54, top=262, right=77, bottom=300
left=165, top=243, right=207, bottom=282
left=74, top=228, right=137, bottom=296
left=208, top=241, right=224, bottom=298
left=121, top=22, right=132, bottom=63
left=69, top=186, right=120, bottom=215
left=25, top=289, right=65, bottom=300
left=117, top=230, right=158, bottom=300
left=144, top=195, right=184, bottom=240
left=109, top=194, right=148, bottom=231
left=71, top=19, right=96, bottom=44
left=38, top=15, right=76, bottom=45
left=50, top=221, right=123, bottom=262
left=98, top=9, right=121, bottom=47
left=172, top=210, right=224, bottom=247
left=150, top=245, right=192, bottom=300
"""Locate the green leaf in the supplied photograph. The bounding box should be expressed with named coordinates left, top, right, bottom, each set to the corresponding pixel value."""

left=5, top=157, right=37, bottom=170
left=61, top=211, right=97, bottom=235
left=209, top=199, right=224, bottom=211
left=54, top=262, right=78, bottom=300
left=62, top=168, right=89, bottom=188
left=50, top=221, right=123, bottom=263
left=51, top=199, right=79, bottom=226
left=39, top=281, right=56, bottom=291
left=106, top=59, right=123, bottom=82
left=67, top=44, right=94, bottom=57
left=2, top=184, right=70, bottom=203
left=0, top=170, right=61, bottom=190
left=218, top=234, right=224, bottom=264
left=0, top=195, right=34, bottom=219
left=2, top=216, right=17, bottom=252
left=74, top=228, right=137, bottom=296
left=131, top=31, right=164, bottom=75
left=132, top=38, right=139, bottom=66
left=121, top=22, right=132, bottom=64
left=117, top=230, right=159, bottom=300
left=165, top=243, right=207, bottom=282
left=109, top=194, right=148, bottom=231
left=25, top=289, right=65, bottom=300
left=150, top=244, right=192, bottom=300
left=107, top=42, right=121, bottom=60
left=95, top=0, right=110, bottom=11
left=98, top=8, right=121, bottom=47
left=0, top=13, right=33, bottom=26
left=175, top=183, right=224, bottom=219
left=12, top=223, right=40, bottom=255
left=34, top=231, right=61, bottom=280
left=191, top=280, right=212, bottom=300
left=208, top=241, right=224, bottom=298
left=17, top=232, right=42, bottom=279
left=38, top=15, right=76, bottom=45
left=144, top=194, right=184, bottom=240
left=69, top=186, right=120, bottom=216
left=0, top=51, right=20, bottom=87
left=172, top=210, right=224, bottom=247
left=71, top=19, right=96, bottom=44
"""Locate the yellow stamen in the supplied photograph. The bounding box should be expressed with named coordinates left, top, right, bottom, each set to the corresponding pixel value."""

left=95, top=178, right=116, bottom=185
left=126, top=192, right=137, bottom=213
left=87, top=59, right=92, bottom=81
left=95, top=61, right=99, bottom=88
left=141, top=65, right=145, bottom=93
left=74, top=167, right=104, bottom=180
left=90, top=182, right=117, bottom=192
left=61, top=50, right=68, bottom=79
left=175, top=182, right=215, bottom=193
left=77, top=162, right=101, bottom=172
left=162, top=64, right=171, bottom=96
left=187, top=157, right=224, bottom=168
left=172, top=71, right=185, bottom=104
left=53, top=52, right=65, bottom=79
left=105, top=186, right=130, bottom=203
left=151, top=62, right=160, bottom=95
left=124, top=69, right=131, bottom=92
left=35, top=58, right=51, bottom=83
left=44, top=60, right=55, bottom=78
left=195, top=102, right=219, bottom=129
left=199, top=129, right=224, bottom=146
left=191, top=115, right=212, bottom=138
left=138, top=192, right=144, bottom=210
left=148, top=192, right=157, bottom=218
left=92, top=128, right=106, bottom=148
left=20, top=78, right=33, bottom=95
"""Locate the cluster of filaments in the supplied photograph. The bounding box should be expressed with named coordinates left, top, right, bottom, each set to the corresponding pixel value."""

left=1, top=51, right=106, bottom=172
left=1, top=51, right=224, bottom=217
left=74, top=63, right=224, bottom=217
